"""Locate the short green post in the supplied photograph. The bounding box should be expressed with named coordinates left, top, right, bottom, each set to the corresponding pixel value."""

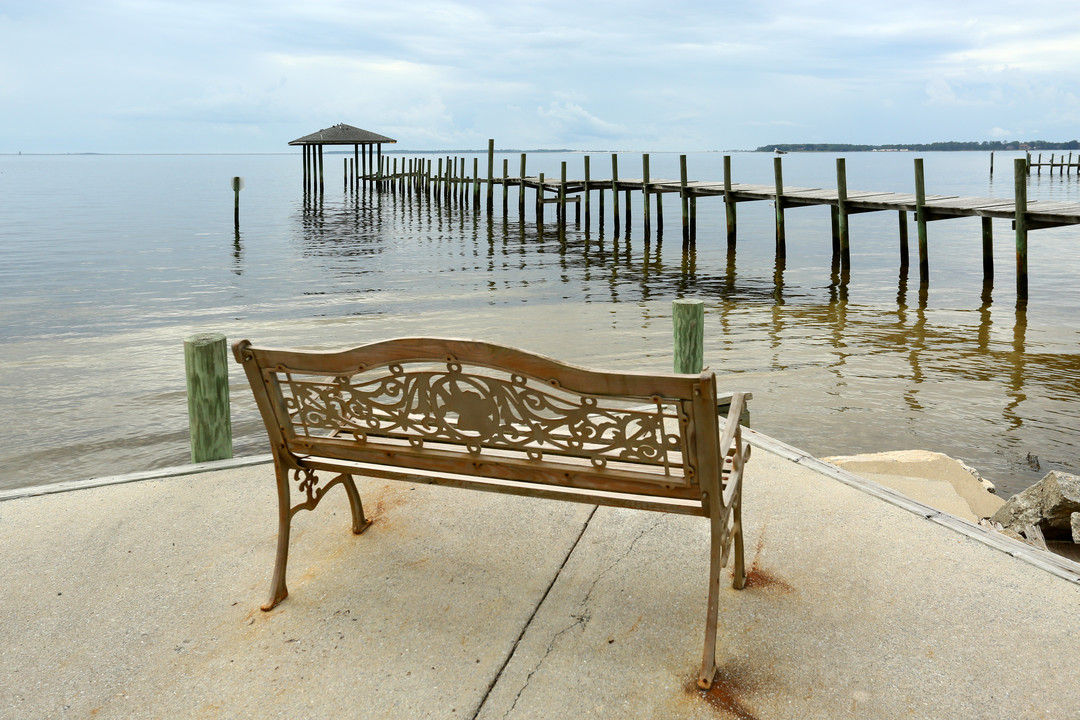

left=672, top=299, right=705, bottom=374
left=184, top=333, right=232, bottom=463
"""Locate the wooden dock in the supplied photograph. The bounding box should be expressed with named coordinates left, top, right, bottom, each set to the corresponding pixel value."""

left=328, top=141, right=1080, bottom=302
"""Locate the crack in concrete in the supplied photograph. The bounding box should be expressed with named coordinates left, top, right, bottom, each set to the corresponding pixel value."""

left=470, top=506, right=597, bottom=720
left=486, top=513, right=666, bottom=719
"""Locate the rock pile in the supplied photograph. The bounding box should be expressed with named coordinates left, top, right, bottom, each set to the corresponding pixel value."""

left=988, top=471, right=1080, bottom=559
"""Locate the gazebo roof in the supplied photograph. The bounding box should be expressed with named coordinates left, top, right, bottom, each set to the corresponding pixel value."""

left=288, top=124, right=397, bottom=146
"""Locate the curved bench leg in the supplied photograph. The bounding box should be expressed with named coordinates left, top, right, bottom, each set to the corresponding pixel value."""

left=262, top=463, right=292, bottom=611
left=338, top=473, right=372, bottom=535
left=697, top=515, right=725, bottom=690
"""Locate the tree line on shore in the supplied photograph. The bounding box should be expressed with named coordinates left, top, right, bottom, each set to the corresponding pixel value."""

left=757, top=140, right=1080, bottom=152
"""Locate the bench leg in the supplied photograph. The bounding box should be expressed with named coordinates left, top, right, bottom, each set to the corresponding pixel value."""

left=697, top=512, right=726, bottom=689
left=731, top=492, right=747, bottom=590
left=338, top=473, right=372, bottom=535
left=262, top=463, right=293, bottom=611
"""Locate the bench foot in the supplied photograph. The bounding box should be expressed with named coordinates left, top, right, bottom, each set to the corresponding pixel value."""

left=338, top=473, right=372, bottom=535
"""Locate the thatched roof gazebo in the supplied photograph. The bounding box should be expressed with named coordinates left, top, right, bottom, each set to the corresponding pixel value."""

left=289, top=123, right=397, bottom=191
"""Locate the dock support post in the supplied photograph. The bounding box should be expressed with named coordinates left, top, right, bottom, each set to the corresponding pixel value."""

left=982, top=216, right=994, bottom=283
left=583, top=156, right=591, bottom=229
left=318, top=144, right=325, bottom=194
left=625, top=189, right=632, bottom=235
left=559, top=162, right=568, bottom=233
left=680, top=154, right=690, bottom=246
left=487, top=139, right=495, bottom=212
left=672, top=299, right=704, bottom=375
left=185, top=333, right=232, bottom=463
left=836, top=158, right=850, bottom=267
left=502, top=158, right=509, bottom=215
left=656, top=191, right=664, bottom=237
left=519, top=154, right=527, bottom=217
left=898, top=211, right=909, bottom=268
left=612, top=154, right=620, bottom=237
left=599, top=181, right=605, bottom=234
left=773, top=156, right=786, bottom=257
left=914, top=158, right=929, bottom=284
left=723, top=155, right=736, bottom=247
left=473, top=157, right=480, bottom=210
left=537, top=172, right=545, bottom=225
left=990, top=151, right=994, bottom=177
left=1014, top=158, right=1028, bottom=302
left=690, top=196, right=697, bottom=242
left=642, top=154, right=651, bottom=237
left=830, top=207, right=840, bottom=255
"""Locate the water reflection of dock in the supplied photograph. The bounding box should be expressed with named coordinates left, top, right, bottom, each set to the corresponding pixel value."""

left=327, top=141, right=1080, bottom=303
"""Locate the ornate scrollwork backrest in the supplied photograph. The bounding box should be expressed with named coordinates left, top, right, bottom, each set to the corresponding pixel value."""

left=273, top=356, right=688, bottom=475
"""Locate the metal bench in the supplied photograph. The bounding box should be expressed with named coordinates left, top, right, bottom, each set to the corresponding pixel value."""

left=233, top=337, right=751, bottom=689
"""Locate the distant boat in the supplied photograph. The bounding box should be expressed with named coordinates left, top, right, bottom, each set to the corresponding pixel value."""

left=773, top=148, right=787, bottom=155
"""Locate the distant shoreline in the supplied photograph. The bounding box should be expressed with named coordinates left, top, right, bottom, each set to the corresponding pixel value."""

left=759, top=141, right=1080, bottom=152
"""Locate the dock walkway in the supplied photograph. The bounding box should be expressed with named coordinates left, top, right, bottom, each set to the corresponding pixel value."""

left=349, top=146, right=1080, bottom=300
left=4, top=432, right=1079, bottom=718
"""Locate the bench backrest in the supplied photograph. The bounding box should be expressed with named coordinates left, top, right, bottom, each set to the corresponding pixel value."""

left=234, top=338, right=724, bottom=503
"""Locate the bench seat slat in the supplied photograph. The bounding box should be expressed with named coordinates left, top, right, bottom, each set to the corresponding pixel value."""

left=294, top=435, right=702, bottom=500
left=300, top=456, right=710, bottom=517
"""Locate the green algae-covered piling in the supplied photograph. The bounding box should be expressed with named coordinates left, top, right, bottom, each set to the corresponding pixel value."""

left=185, top=333, right=232, bottom=463
left=672, top=299, right=704, bottom=374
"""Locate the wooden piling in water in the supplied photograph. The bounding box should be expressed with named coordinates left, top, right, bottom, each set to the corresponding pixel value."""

left=724, top=155, right=736, bottom=247
left=642, top=154, right=651, bottom=237
left=559, top=162, right=567, bottom=231
left=836, top=158, right=850, bottom=267
left=537, top=172, right=545, bottom=224
left=519, top=154, right=527, bottom=216
left=502, top=158, right=509, bottom=215
left=656, top=191, right=663, bottom=236
left=982, top=217, right=994, bottom=283
left=611, top=154, right=620, bottom=236
left=583, top=156, right=591, bottom=229
left=773, top=156, right=785, bottom=257
left=672, top=299, right=704, bottom=374
left=914, top=158, right=929, bottom=284
left=317, top=144, right=324, bottom=193
left=1015, top=158, right=1028, bottom=301
left=898, top=211, right=909, bottom=268
left=487, top=139, right=495, bottom=212
left=184, top=333, right=232, bottom=463
left=680, top=155, right=689, bottom=245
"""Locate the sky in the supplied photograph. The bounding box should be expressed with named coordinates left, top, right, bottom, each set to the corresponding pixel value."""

left=2, top=0, right=1079, bottom=153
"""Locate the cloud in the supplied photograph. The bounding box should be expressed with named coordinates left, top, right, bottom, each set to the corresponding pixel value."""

left=536, top=101, right=626, bottom=141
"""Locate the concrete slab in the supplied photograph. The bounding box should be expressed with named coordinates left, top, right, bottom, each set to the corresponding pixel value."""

left=0, top=464, right=593, bottom=719
left=479, top=449, right=1080, bottom=719
left=3, top=439, right=1080, bottom=719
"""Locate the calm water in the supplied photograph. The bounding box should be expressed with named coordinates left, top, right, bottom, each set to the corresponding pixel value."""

left=1, top=151, right=1078, bottom=496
